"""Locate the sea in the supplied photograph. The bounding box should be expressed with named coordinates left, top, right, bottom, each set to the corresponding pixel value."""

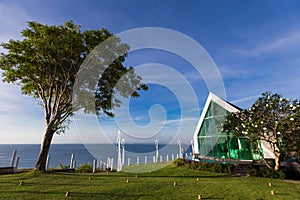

left=0, top=143, right=190, bottom=169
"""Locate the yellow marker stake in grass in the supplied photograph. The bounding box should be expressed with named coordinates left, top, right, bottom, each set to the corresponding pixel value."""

left=268, top=182, right=272, bottom=186
left=65, top=191, right=70, bottom=197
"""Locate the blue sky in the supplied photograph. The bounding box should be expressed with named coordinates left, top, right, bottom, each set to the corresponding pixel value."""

left=1, top=0, right=300, bottom=144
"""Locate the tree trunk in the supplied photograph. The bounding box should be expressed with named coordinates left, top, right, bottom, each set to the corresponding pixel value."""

left=35, top=127, right=55, bottom=171
left=258, top=150, right=273, bottom=169
left=274, top=156, right=280, bottom=171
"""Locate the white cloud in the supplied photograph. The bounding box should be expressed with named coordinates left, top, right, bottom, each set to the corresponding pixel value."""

left=160, top=116, right=199, bottom=126
left=0, top=2, right=39, bottom=143
left=230, top=95, right=259, bottom=105
left=234, top=26, right=300, bottom=57
left=219, top=66, right=251, bottom=79
left=0, top=75, right=44, bottom=143
left=0, top=2, right=31, bottom=41
left=0, top=78, right=41, bottom=113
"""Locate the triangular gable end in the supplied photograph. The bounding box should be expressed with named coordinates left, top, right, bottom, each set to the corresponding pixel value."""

left=192, top=92, right=240, bottom=154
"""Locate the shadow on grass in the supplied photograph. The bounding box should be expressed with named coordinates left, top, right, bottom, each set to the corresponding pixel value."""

left=70, top=192, right=153, bottom=199
left=42, top=169, right=232, bottom=178
left=3, top=190, right=153, bottom=199
left=203, top=188, right=234, bottom=200
left=274, top=193, right=291, bottom=196
left=125, top=175, right=231, bottom=179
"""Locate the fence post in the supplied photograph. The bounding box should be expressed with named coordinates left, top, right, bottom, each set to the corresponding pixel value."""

left=14, top=157, right=20, bottom=173
left=166, top=155, right=169, bottom=162
left=98, top=160, right=102, bottom=170
left=137, top=157, right=139, bottom=165
left=145, top=156, right=147, bottom=164
left=69, top=154, right=75, bottom=169
left=45, top=155, right=50, bottom=171
left=110, top=158, right=113, bottom=171
left=127, top=157, right=130, bottom=166
left=93, top=159, right=97, bottom=173
left=172, top=154, right=174, bottom=160
left=107, top=157, right=110, bottom=170
left=10, top=150, right=17, bottom=167
left=73, top=160, right=76, bottom=169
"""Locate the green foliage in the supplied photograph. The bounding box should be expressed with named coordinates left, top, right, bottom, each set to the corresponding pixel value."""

left=59, top=162, right=69, bottom=170
left=76, top=162, right=93, bottom=173
left=0, top=20, right=147, bottom=170
left=22, top=169, right=41, bottom=178
left=173, top=158, right=185, bottom=167
left=248, top=166, right=285, bottom=179
left=0, top=20, right=147, bottom=133
left=174, top=159, right=234, bottom=174
left=223, top=92, right=300, bottom=169
left=197, top=163, right=234, bottom=173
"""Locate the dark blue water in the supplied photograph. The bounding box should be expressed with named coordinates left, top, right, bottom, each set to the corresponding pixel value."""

left=0, top=143, right=184, bottom=169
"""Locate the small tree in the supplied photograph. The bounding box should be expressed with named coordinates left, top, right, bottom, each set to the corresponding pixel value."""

left=0, top=21, right=147, bottom=171
left=223, top=92, right=300, bottom=170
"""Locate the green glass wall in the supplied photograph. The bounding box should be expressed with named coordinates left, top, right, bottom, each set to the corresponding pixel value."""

left=197, top=101, right=262, bottom=160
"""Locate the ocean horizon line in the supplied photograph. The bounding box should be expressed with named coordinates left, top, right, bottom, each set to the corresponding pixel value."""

left=0, top=143, right=190, bottom=145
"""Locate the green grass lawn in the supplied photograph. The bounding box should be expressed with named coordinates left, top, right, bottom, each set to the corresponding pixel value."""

left=0, top=163, right=299, bottom=200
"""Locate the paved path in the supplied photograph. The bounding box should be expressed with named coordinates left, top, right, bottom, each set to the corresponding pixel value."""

left=284, top=179, right=300, bottom=184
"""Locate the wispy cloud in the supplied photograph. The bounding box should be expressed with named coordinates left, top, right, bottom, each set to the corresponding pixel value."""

left=234, top=26, right=300, bottom=57
left=219, top=65, right=251, bottom=79
left=0, top=2, right=31, bottom=52
left=0, top=76, right=42, bottom=124
left=0, top=5, right=29, bottom=35
left=161, top=116, right=199, bottom=126
left=230, top=95, right=259, bottom=105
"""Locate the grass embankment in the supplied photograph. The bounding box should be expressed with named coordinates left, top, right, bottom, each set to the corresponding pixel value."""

left=0, top=163, right=299, bottom=200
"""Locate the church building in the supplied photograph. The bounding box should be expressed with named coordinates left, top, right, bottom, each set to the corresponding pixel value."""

left=192, top=93, right=274, bottom=162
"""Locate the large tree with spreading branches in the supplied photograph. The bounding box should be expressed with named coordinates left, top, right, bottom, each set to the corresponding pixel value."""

left=223, top=92, right=300, bottom=170
left=0, top=21, right=147, bottom=171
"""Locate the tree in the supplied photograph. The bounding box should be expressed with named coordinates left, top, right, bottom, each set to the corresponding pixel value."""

left=223, top=92, right=300, bottom=170
left=0, top=21, right=147, bottom=171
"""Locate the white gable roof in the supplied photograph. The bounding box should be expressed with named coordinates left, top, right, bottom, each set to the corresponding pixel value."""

left=192, top=92, right=240, bottom=154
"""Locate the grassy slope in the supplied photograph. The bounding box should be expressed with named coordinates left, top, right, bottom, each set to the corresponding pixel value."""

left=0, top=163, right=299, bottom=200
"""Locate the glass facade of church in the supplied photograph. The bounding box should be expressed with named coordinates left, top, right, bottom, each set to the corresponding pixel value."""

left=197, top=101, right=262, bottom=160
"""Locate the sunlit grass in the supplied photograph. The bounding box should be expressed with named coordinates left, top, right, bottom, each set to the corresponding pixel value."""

left=0, top=163, right=299, bottom=199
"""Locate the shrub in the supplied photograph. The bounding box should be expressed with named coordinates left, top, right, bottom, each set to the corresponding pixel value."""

left=76, top=162, right=93, bottom=173
left=200, top=163, right=212, bottom=172
left=174, top=159, right=234, bottom=174
left=186, top=163, right=198, bottom=170
left=24, top=169, right=41, bottom=178
left=225, top=164, right=234, bottom=173
left=248, top=167, right=259, bottom=177
left=173, top=158, right=185, bottom=167
left=59, top=162, right=69, bottom=170
left=211, top=163, right=223, bottom=173
left=248, top=166, right=285, bottom=179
